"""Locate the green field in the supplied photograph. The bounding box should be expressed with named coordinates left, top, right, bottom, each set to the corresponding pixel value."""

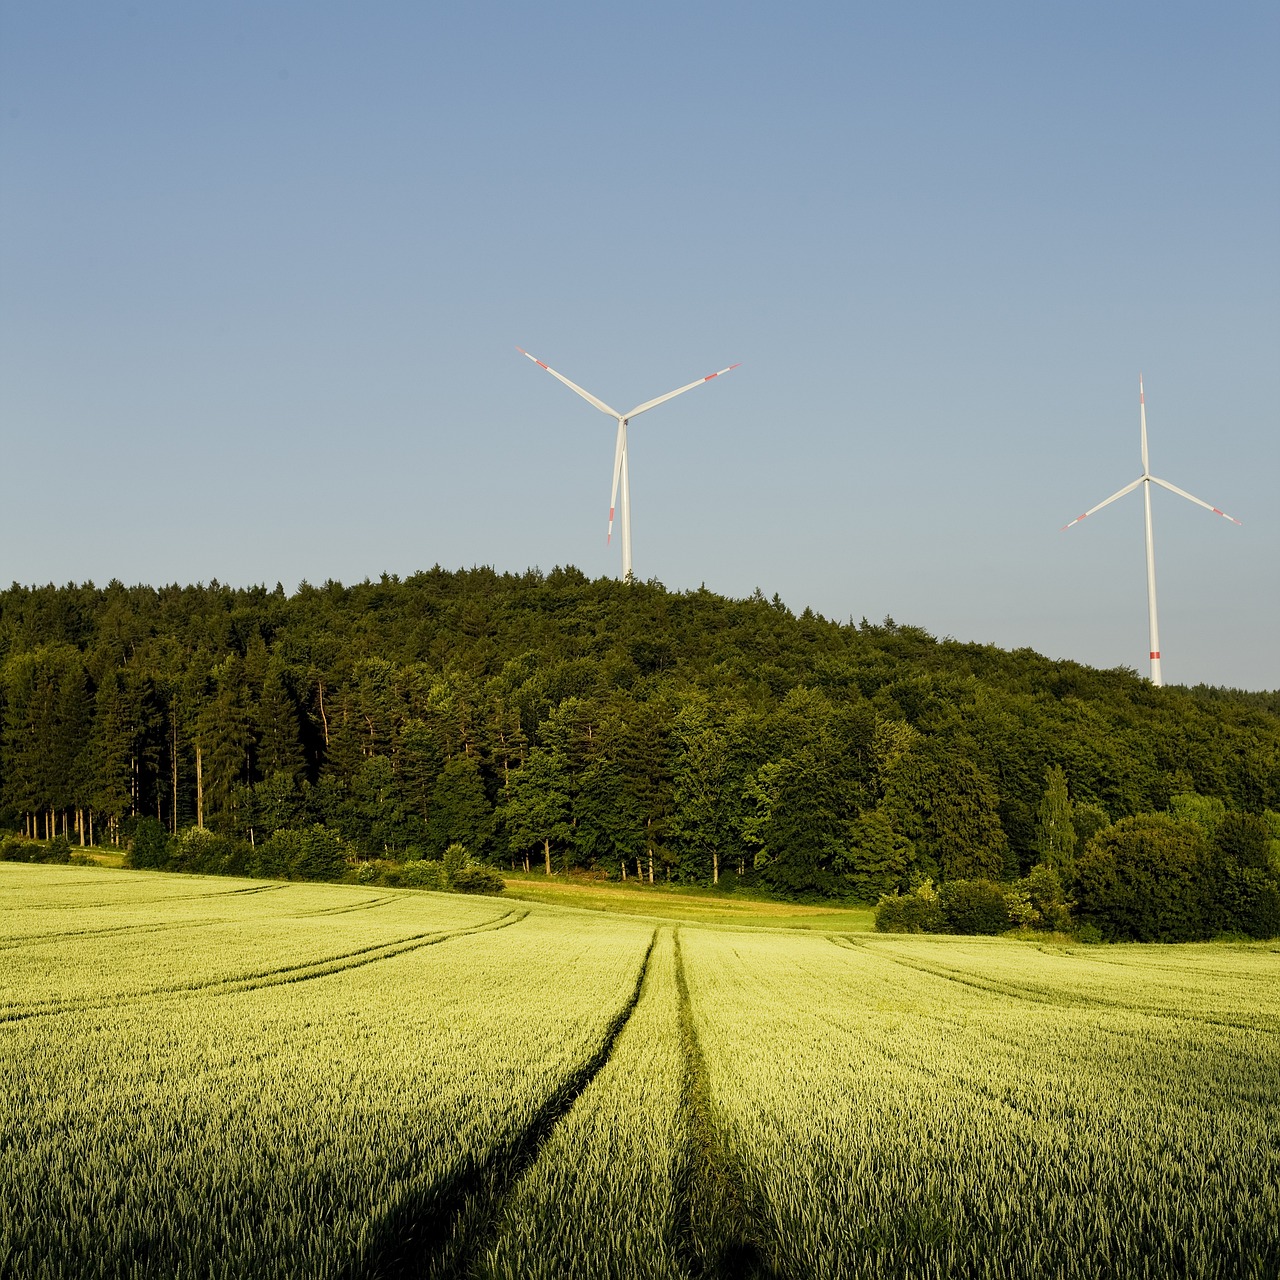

left=2, top=864, right=1277, bottom=1279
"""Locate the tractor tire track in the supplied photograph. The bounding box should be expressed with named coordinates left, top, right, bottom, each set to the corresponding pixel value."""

left=673, top=929, right=774, bottom=1280
left=350, top=929, right=658, bottom=1280
left=0, top=909, right=527, bottom=1025
left=832, top=935, right=1279, bottom=1034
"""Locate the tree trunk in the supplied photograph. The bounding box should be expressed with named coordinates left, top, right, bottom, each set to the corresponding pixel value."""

left=621, top=860, right=627, bottom=880
left=713, top=849, right=719, bottom=885
left=196, top=746, right=204, bottom=829
left=317, top=679, right=330, bottom=747
left=88, top=810, right=94, bottom=847
left=171, top=702, right=179, bottom=834
left=648, top=852, right=654, bottom=884
left=543, top=838, right=552, bottom=875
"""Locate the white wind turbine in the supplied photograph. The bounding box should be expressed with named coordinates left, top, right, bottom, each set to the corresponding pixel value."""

left=1062, top=375, right=1241, bottom=687
left=517, top=348, right=739, bottom=581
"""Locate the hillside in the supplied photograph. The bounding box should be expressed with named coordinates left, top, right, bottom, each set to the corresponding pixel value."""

left=2, top=568, right=1278, bottom=900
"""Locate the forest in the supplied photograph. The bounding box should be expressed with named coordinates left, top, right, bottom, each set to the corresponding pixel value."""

left=2, top=567, right=1278, bottom=933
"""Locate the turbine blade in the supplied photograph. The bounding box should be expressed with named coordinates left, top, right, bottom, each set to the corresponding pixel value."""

left=516, top=347, right=622, bottom=419
left=608, top=421, right=625, bottom=542
left=1149, top=476, right=1242, bottom=524
left=624, top=363, right=741, bottom=419
left=1061, top=477, right=1145, bottom=530
left=1139, top=374, right=1150, bottom=474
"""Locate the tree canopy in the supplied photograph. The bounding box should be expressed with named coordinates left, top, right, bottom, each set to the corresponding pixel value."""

left=2, top=569, right=1277, bottom=901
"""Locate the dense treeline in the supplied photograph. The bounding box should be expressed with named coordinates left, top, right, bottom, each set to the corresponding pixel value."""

left=2, top=568, right=1278, bottom=909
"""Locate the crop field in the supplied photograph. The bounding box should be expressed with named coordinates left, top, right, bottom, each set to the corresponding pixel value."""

left=1, top=863, right=1277, bottom=1279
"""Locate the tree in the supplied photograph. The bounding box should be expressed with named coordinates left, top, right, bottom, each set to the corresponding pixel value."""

left=427, top=754, right=493, bottom=857
left=670, top=718, right=735, bottom=885
left=506, top=745, right=572, bottom=874
left=1075, top=814, right=1210, bottom=942
left=837, top=809, right=915, bottom=901
left=883, top=746, right=1009, bottom=882
left=1033, top=765, right=1077, bottom=876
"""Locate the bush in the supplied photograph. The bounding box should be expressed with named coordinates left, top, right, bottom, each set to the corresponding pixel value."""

left=168, top=828, right=250, bottom=876
left=1004, top=864, right=1073, bottom=932
left=0, top=836, right=73, bottom=864
left=1075, top=814, right=1210, bottom=942
left=940, top=879, right=1010, bottom=935
left=451, top=864, right=506, bottom=895
left=0, top=836, right=67, bottom=863
left=1214, top=867, right=1280, bottom=939
left=875, top=880, right=944, bottom=933
left=397, top=859, right=449, bottom=890
left=254, top=826, right=351, bottom=882
left=129, top=818, right=173, bottom=870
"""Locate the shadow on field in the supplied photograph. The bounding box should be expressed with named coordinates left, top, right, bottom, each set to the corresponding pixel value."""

left=347, top=931, right=658, bottom=1280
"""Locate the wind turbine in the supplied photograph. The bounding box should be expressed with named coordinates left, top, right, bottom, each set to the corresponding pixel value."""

left=517, top=348, right=739, bottom=581
left=1062, top=376, right=1240, bottom=687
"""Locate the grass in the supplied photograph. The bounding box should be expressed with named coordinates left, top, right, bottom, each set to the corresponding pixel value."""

left=498, top=869, right=878, bottom=931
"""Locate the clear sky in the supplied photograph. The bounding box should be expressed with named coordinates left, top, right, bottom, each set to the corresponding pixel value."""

left=2, top=2, right=1277, bottom=689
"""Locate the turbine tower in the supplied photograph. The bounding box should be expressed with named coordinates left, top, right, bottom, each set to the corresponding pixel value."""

left=517, top=348, right=739, bottom=581
left=1062, top=376, right=1241, bottom=687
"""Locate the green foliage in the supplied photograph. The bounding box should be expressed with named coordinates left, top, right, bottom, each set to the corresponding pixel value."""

left=1033, top=765, right=1076, bottom=876
left=1169, top=791, right=1227, bottom=838
left=874, top=880, right=944, bottom=933
left=0, top=835, right=71, bottom=864
left=395, top=859, right=449, bottom=890
left=1018, top=863, right=1073, bottom=932
left=128, top=817, right=172, bottom=870
left=939, top=879, right=1011, bottom=935
left=0, top=571, right=1278, bottom=920
left=1215, top=811, right=1271, bottom=869
left=427, top=755, right=492, bottom=857
left=883, top=748, right=1009, bottom=881
left=1070, top=801, right=1111, bottom=849
left=450, top=864, right=506, bottom=895
left=169, top=827, right=251, bottom=877
left=1075, top=815, right=1212, bottom=942
left=838, top=809, right=915, bottom=901
left=256, top=825, right=351, bottom=882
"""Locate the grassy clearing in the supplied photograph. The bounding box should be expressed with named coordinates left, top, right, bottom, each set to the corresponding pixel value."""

left=2, top=865, right=1277, bottom=1279
left=499, top=869, right=877, bottom=932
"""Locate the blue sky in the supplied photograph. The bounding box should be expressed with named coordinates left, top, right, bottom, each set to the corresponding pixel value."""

left=2, top=2, right=1276, bottom=689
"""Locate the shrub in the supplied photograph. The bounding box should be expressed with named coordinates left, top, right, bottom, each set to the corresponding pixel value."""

left=169, top=828, right=250, bottom=876
left=1075, top=814, right=1210, bottom=942
left=1214, top=867, right=1280, bottom=939
left=1004, top=864, right=1073, bottom=932
left=397, top=859, right=449, bottom=891
left=875, top=880, right=944, bottom=933
left=254, top=826, right=350, bottom=882
left=940, top=879, right=1010, bottom=935
left=0, top=836, right=61, bottom=863
left=129, top=818, right=173, bottom=870
left=451, top=864, right=506, bottom=895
